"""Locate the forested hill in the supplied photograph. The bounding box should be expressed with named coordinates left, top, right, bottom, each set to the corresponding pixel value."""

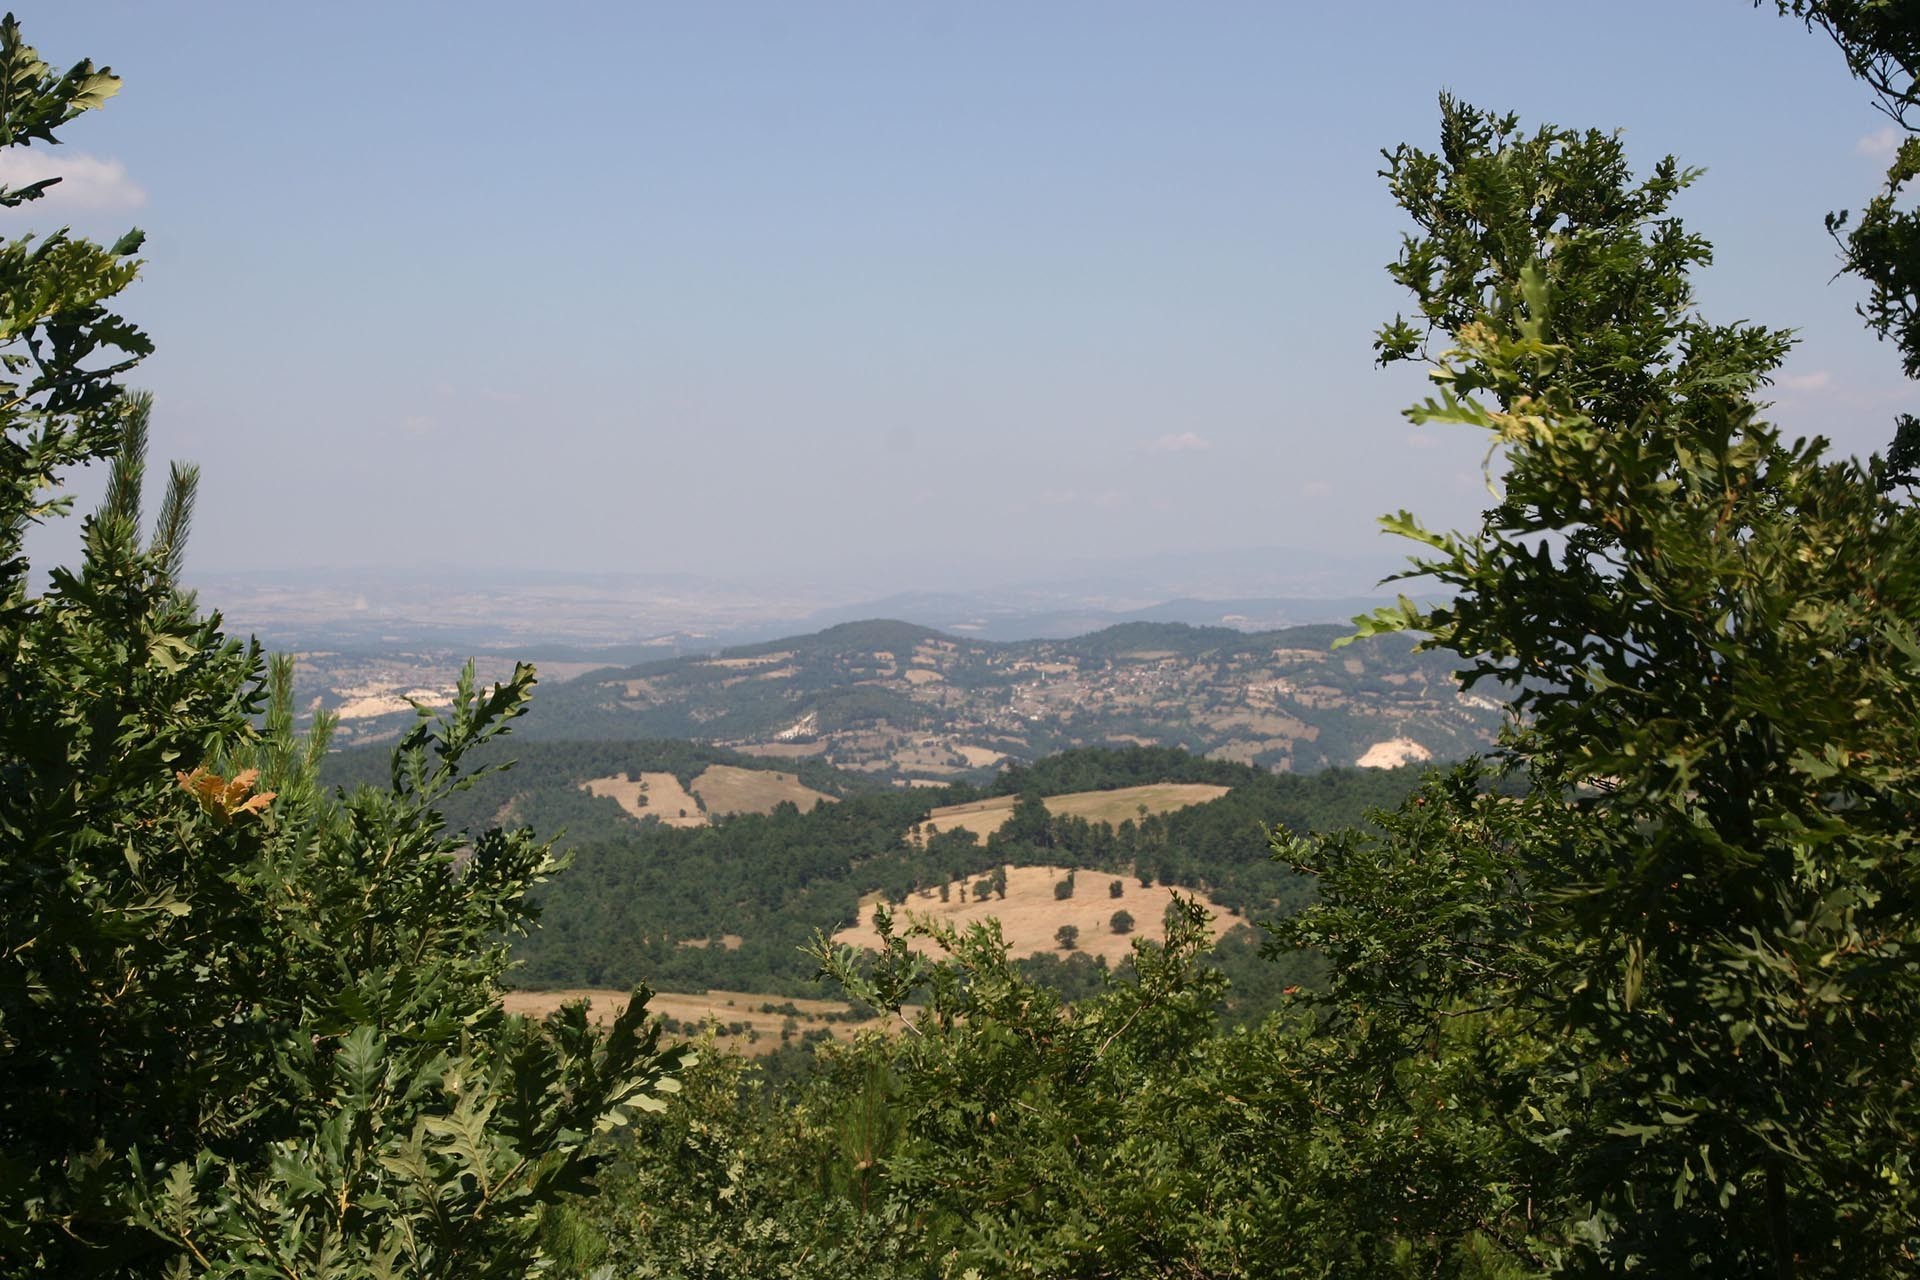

left=318, top=736, right=883, bottom=848
left=517, top=617, right=1503, bottom=780
left=471, top=744, right=1431, bottom=1005
left=317, top=736, right=1424, bottom=1007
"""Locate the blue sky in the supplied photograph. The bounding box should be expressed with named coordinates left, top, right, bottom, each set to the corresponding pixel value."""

left=10, top=2, right=1910, bottom=591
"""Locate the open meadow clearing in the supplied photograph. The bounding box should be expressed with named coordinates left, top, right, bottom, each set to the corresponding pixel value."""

left=833, top=863, right=1242, bottom=966
left=1356, top=736, right=1434, bottom=768
left=690, top=763, right=836, bottom=815
left=580, top=772, right=706, bottom=826
left=914, top=781, right=1232, bottom=841
left=501, top=987, right=869, bottom=1056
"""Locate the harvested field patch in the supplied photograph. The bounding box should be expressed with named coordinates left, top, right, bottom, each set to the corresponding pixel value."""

left=913, top=794, right=1015, bottom=840
left=690, top=764, right=834, bottom=816
left=501, top=987, right=866, bottom=1056
left=1049, top=782, right=1232, bottom=825
left=1356, top=737, right=1432, bottom=768
left=834, top=864, right=1235, bottom=965
left=952, top=744, right=1006, bottom=768
left=580, top=772, right=706, bottom=827
left=916, top=782, right=1232, bottom=841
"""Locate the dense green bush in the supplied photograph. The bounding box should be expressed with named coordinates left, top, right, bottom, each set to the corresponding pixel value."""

left=0, top=21, right=686, bottom=1276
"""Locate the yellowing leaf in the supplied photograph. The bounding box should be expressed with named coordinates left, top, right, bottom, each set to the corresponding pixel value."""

left=176, top=766, right=276, bottom=824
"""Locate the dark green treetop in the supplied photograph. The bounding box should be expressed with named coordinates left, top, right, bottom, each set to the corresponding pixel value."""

left=1324, top=90, right=1920, bottom=1273
left=1769, top=1, right=1920, bottom=484
left=0, top=17, right=690, bottom=1276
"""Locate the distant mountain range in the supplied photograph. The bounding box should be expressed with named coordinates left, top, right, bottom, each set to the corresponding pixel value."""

left=195, top=548, right=1412, bottom=655
left=785, top=593, right=1395, bottom=643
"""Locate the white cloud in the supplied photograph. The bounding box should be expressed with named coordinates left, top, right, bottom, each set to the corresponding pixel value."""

left=1777, top=370, right=1832, bottom=393
left=1405, top=431, right=1439, bottom=449
left=1143, top=431, right=1211, bottom=453
left=1301, top=479, right=1333, bottom=499
left=0, top=149, right=145, bottom=212
left=1857, top=126, right=1902, bottom=159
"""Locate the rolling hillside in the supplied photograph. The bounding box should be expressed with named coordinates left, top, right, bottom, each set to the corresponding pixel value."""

left=517, top=618, right=1504, bottom=780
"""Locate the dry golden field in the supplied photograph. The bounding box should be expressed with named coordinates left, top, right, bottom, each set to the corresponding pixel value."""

left=1355, top=736, right=1434, bottom=768
left=952, top=744, right=1007, bottom=768
left=914, top=781, right=1232, bottom=841
left=580, top=772, right=705, bottom=827
left=832, top=863, right=1237, bottom=966
left=501, top=987, right=867, bottom=1056
left=690, top=764, right=835, bottom=815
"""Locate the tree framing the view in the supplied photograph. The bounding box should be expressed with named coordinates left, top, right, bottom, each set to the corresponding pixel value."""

left=0, top=17, right=689, bottom=1277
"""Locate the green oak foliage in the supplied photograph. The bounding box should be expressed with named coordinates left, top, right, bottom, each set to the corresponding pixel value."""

left=787, top=902, right=1298, bottom=1277
left=0, top=19, right=686, bottom=1276
left=1269, top=764, right=1599, bottom=1272
left=1317, top=96, right=1920, bottom=1273
left=1769, top=1, right=1920, bottom=484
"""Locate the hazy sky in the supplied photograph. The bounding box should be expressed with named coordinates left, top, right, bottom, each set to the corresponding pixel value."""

left=10, top=2, right=1911, bottom=593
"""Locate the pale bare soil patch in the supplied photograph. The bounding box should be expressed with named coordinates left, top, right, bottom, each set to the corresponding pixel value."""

left=952, top=744, right=1006, bottom=768
left=1356, top=737, right=1433, bottom=768
left=580, top=772, right=706, bottom=827
left=691, top=764, right=835, bottom=816
left=916, top=782, right=1232, bottom=841
left=902, top=667, right=945, bottom=685
left=501, top=987, right=863, bottom=1056
left=834, top=864, right=1235, bottom=966
left=913, top=794, right=1016, bottom=840
left=333, top=684, right=451, bottom=720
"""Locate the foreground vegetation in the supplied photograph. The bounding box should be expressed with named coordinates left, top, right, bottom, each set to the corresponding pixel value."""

left=8, top=5, right=1920, bottom=1277
left=0, top=26, right=688, bottom=1276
